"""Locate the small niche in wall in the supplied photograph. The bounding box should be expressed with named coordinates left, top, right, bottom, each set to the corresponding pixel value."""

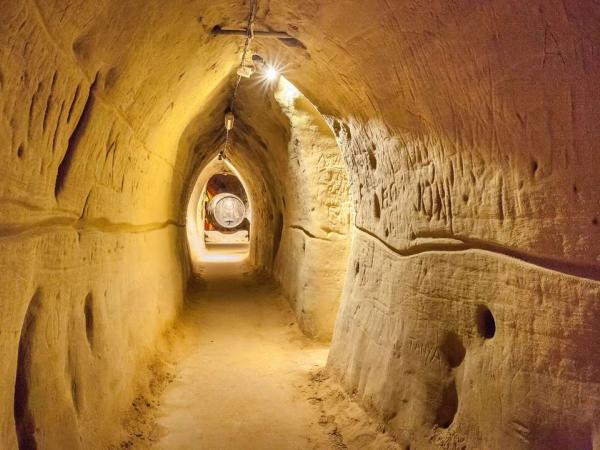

left=435, top=380, right=458, bottom=429
left=439, top=332, right=466, bottom=368
left=475, top=304, right=496, bottom=339
left=373, top=193, right=381, bottom=219
left=367, top=144, right=377, bottom=170
left=84, top=292, right=94, bottom=349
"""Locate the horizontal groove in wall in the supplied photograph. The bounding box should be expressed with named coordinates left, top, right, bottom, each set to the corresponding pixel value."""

left=0, top=216, right=184, bottom=241
left=355, top=225, right=600, bottom=283
left=289, top=225, right=331, bottom=241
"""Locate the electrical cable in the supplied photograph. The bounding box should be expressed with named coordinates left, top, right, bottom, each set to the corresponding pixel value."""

left=220, top=0, right=258, bottom=160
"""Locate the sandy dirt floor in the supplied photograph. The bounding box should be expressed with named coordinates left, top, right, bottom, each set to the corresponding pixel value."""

left=117, top=254, right=401, bottom=450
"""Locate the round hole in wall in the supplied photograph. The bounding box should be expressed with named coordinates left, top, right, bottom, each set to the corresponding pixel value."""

left=531, top=159, right=539, bottom=176
left=475, top=305, right=496, bottom=339
left=592, top=217, right=598, bottom=226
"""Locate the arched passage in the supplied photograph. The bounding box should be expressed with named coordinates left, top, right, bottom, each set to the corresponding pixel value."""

left=184, top=75, right=352, bottom=339
left=186, top=157, right=253, bottom=265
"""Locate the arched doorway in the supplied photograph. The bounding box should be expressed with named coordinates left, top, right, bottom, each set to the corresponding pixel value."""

left=186, top=157, right=253, bottom=265
left=202, top=172, right=249, bottom=243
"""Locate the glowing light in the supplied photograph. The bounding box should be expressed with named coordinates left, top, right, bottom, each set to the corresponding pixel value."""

left=265, top=66, right=279, bottom=81
left=201, top=252, right=248, bottom=263
left=224, top=112, right=235, bottom=131
left=280, top=77, right=300, bottom=104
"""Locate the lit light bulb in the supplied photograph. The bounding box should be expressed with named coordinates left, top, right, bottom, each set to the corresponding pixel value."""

left=265, top=66, right=279, bottom=81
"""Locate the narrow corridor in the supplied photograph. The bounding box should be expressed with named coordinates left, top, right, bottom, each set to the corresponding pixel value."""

left=156, top=261, right=329, bottom=449
left=118, top=259, right=401, bottom=449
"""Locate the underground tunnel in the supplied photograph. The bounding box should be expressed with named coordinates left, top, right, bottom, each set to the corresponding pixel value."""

left=1, top=0, right=600, bottom=449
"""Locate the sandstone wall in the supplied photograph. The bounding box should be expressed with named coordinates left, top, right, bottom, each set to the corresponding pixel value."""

left=330, top=231, right=600, bottom=448
left=0, top=1, right=241, bottom=448
left=271, top=79, right=351, bottom=341
left=0, top=228, right=183, bottom=448
left=278, top=1, right=600, bottom=447
left=250, top=0, right=600, bottom=447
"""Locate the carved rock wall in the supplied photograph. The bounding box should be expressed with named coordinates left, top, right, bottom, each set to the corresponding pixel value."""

left=0, top=1, right=240, bottom=448
left=271, top=79, right=351, bottom=341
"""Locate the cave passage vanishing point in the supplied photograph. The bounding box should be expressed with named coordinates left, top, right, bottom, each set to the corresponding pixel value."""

left=2, top=0, right=600, bottom=449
